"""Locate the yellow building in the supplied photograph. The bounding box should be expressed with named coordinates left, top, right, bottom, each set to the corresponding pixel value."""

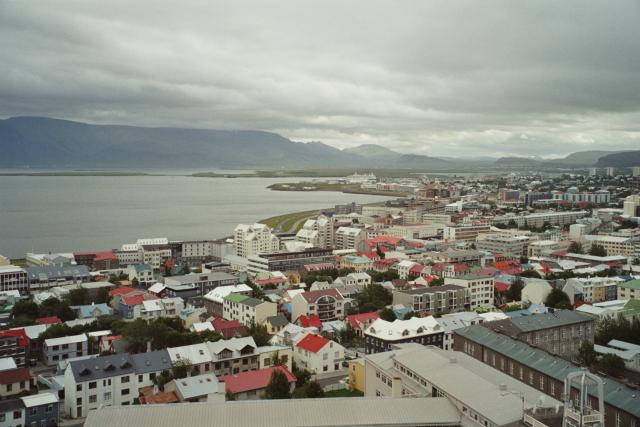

left=348, top=359, right=365, bottom=393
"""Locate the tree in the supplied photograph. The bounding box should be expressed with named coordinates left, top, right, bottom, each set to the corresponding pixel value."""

left=507, top=219, right=518, bottom=229
left=589, top=244, right=607, bottom=257
left=337, top=323, right=357, bottom=347
left=403, top=310, right=418, bottom=320
left=171, top=359, right=191, bottom=379
left=293, top=363, right=312, bottom=387
left=379, top=308, right=396, bottom=322
left=597, top=353, right=625, bottom=377
left=263, top=369, right=292, bottom=399
left=248, top=322, right=271, bottom=346
left=519, top=270, right=541, bottom=279
left=576, top=341, right=597, bottom=367
left=568, top=241, right=584, bottom=254
left=95, top=287, right=111, bottom=304
left=355, top=283, right=392, bottom=312
left=294, top=380, right=325, bottom=398
left=544, top=288, right=572, bottom=309
left=505, top=278, right=523, bottom=302
left=66, top=288, right=91, bottom=306
left=375, top=245, right=385, bottom=259
left=11, top=300, right=39, bottom=319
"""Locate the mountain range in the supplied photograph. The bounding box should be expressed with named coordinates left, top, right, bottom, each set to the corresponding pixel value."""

left=0, top=116, right=636, bottom=170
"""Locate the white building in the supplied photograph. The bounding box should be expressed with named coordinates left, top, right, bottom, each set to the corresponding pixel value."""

left=594, top=340, right=640, bottom=372
left=296, top=215, right=334, bottom=249
left=334, top=227, right=366, bottom=250
left=43, top=334, right=88, bottom=366
left=293, top=333, right=345, bottom=374
left=138, top=297, right=184, bottom=320
left=234, top=224, right=280, bottom=258
left=445, top=275, right=494, bottom=309
left=222, top=294, right=277, bottom=326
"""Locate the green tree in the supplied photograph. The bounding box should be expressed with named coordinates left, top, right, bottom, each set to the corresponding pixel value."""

left=544, top=288, right=572, bottom=309
left=248, top=322, right=271, bottom=346
left=293, top=363, right=312, bottom=387
left=379, top=308, right=396, bottom=322
left=568, top=241, right=584, bottom=254
left=66, top=288, right=91, bottom=306
left=505, top=278, right=524, bottom=302
left=11, top=300, right=39, bottom=319
left=355, top=283, right=392, bottom=312
left=577, top=341, right=597, bottom=367
left=403, top=310, right=418, bottom=320
left=596, top=353, right=626, bottom=377
left=589, top=244, right=607, bottom=257
left=263, top=369, right=292, bottom=399
left=96, top=287, right=111, bottom=304
left=294, top=380, right=324, bottom=398
left=337, top=323, right=357, bottom=347
left=171, top=359, right=191, bottom=379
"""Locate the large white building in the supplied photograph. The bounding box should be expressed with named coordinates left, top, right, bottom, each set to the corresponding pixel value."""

left=334, top=227, right=366, bottom=250
left=623, top=195, right=640, bottom=217
left=295, top=215, right=334, bottom=249
left=492, top=210, right=587, bottom=229
left=293, top=333, right=345, bottom=374
left=445, top=275, right=494, bottom=309
left=222, top=294, right=277, bottom=326
left=234, top=224, right=280, bottom=258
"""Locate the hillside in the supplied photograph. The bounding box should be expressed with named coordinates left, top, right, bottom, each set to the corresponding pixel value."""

left=595, top=151, right=640, bottom=168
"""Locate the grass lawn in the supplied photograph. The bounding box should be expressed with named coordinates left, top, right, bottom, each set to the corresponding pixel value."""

left=324, top=389, right=364, bottom=398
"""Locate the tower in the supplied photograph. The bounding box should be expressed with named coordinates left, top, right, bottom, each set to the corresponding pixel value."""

left=562, top=369, right=604, bottom=427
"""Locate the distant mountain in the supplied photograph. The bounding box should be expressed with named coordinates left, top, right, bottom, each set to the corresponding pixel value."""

left=595, top=151, right=640, bottom=168
left=0, top=117, right=451, bottom=170
left=548, top=150, right=621, bottom=166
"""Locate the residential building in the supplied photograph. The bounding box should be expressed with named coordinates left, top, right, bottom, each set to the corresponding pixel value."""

left=392, top=285, right=470, bottom=316
left=618, top=279, right=640, bottom=300
left=623, top=194, right=640, bottom=217
left=0, top=329, right=29, bottom=367
left=138, top=297, right=184, bottom=320
left=345, top=312, right=380, bottom=337
left=521, top=280, right=553, bottom=305
left=476, top=233, right=530, bottom=257
left=26, top=264, right=91, bottom=290
left=203, top=284, right=253, bottom=317
left=563, top=277, right=622, bottom=304
left=0, top=367, right=33, bottom=399
left=0, top=399, right=24, bottom=427
left=290, top=288, right=345, bottom=323
left=263, top=314, right=289, bottom=335
left=482, top=310, right=594, bottom=360
left=247, top=248, right=335, bottom=274
left=164, top=272, right=238, bottom=298
left=584, top=235, right=636, bottom=258
left=454, top=325, right=640, bottom=426
left=293, top=333, right=345, bottom=374
left=364, top=316, right=444, bottom=354
left=339, top=255, right=373, bottom=272
left=74, top=303, right=113, bottom=319
left=347, top=358, right=365, bottom=392
left=365, top=344, right=562, bottom=427
left=594, top=340, right=640, bottom=373
left=295, top=215, right=334, bottom=249
left=210, top=318, right=248, bottom=340
left=74, top=251, right=119, bottom=271
left=234, top=223, right=280, bottom=258
left=21, top=392, right=59, bottom=427
left=127, top=264, right=154, bottom=287
left=0, top=266, right=29, bottom=295
left=43, top=334, right=88, bottom=366
left=492, top=210, right=587, bottom=228
left=443, top=223, right=491, bottom=243
left=334, top=227, right=366, bottom=250
left=222, top=294, right=277, bottom=326
left=164, top=373, right=222, bottom=403
left=219, top=366, right=296, bottom=400
left=444, top=275, right=494, bottom=309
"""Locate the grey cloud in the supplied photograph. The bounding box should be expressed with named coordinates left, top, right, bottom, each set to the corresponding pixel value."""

left=1, top=0, right=640, bottom=158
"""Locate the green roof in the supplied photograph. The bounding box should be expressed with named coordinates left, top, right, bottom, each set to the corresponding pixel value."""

left=266, top=314, right=289, bottom=327
left=223, top=293, right=249, bottom=303
left=241, top=297, right=265, bottom=307
left=455, top=325, right=640, bottom=417
left=620, top=279, right=640, bottom=290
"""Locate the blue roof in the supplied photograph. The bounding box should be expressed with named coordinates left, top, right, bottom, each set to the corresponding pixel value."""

left=133, top=264, right=152, bottom=272
left=78, top=303, right=112, bottom=318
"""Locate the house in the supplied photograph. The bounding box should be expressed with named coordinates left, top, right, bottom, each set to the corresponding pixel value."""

left=139, top=297, right=184, bottom=320
left=74, top=303, right=113, bottom=319
left=147, top=282, right=166, bottom=297
left=0, top=399, right=24, bottom=427
left=190, top=321, right=215, bottom=334
left=396, top=260, right=418, bottom=279
left=35, top=316, right=62, bottom=325
left=222, top=294, right=277, bottom=326
left=269, top=323, right=318, bottom=347
left=291, top=288, right=346, bottom=323
left=127, top=264, right=154, bottom=287
left=43, top=334, right=88, bottom=366
left=118, top=294, right=155, bottom=320
left=347, top=358, right=365, bottom=392
left=563, top=277, right=623, bottom=305
left=345, top=312, right=380, bottom=337
left=364, top=316, right=444, bottom=354
left=263, top=314, right=289, bottom=335
left=211, top=318, right=248, bottom=340
left=594, top=340, right=640, bottom=372
left=20, top=392, right=59, bottom=427
left=521, top=280, right=553, bottom=305
left=295, top=314, right=322, bottom=330
left=220, top=366, right=296, bottom=400
left=0, top=367, right=34, bottom=399
left=293, top=333, right=345, bottom=374
left=618, top=279, right=640, bottom=300
left=0, top=329, right=29, bottom=367
left=203, top=284, right=253, bottom=317
left=165, top=373, right=222, bottom=402
left=178, top=307, right=208, bottom=329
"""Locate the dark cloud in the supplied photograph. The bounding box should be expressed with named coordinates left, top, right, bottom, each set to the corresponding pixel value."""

left=1, top=0, right=639, bottom=157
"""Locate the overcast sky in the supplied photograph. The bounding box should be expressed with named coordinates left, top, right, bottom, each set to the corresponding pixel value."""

left=1, top=1, right=640, bottom=158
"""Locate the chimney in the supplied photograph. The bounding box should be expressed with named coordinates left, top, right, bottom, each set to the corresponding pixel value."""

left=146, top=341, right=152, bottom=352
left=391, top=376, right=402, bottom=398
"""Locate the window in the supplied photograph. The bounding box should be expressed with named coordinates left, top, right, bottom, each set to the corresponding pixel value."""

left=138, top=375, right=143, bottom=383
left=89, top=395, right=97, bottom=404
left=323, top=365, right=328, bottom=372
left=122, top=388, right=130, bottom=396
left=264, top=357, right=271, bottom=366
left=89, top=381, right=97, bottom=389
left=121, top=376, right=130, bottom=383
left=76, top=384, right=82, bottom=392
left=76, top=398, right=82, bottom=405
left=29, top=407, right=37, bottom=416
left=0, top=414, right=4, bottom=422
left=323, top=353, right=328, bottom=360
left=13, top=410, right=21, bottom=419
left=46, top=404, right=53, bottom=414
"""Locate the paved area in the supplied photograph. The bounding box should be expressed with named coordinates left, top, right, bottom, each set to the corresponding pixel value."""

left=315, top=368, right=348, bottom=388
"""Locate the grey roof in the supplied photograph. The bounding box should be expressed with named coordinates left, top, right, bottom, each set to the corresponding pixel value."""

left=26, top=264, right=90, bottom=281
left=174, top=373, right=220, bottom=399
left=241, top=297, right=265, bottom=307
left=265, top=314, right=289, bottom=327
left=455, top=325, right=640, bottom=417
left=84, top=397, right=461, bottom=427
left=0, top=398, right=23, bottom=412
left=69, top=353, right=135, bottom=383
left=131, top=350, right=172, bottom=374
left=165, top=272, right=237, bottom=285
left=509, top=310, right=592, bottom=332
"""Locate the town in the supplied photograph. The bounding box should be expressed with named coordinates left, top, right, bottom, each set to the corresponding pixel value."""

left=1, top=166, right=640, bottom=427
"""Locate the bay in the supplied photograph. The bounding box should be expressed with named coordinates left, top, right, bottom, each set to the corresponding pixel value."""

left=0, top=175, right=389, bottom=258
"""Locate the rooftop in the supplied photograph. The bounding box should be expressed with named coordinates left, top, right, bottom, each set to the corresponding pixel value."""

left=220, top=366, right=295, bottom=394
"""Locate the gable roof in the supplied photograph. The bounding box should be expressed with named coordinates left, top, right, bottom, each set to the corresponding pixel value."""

left=0, top=367, right=32, bottom=384
left=345, top=312, right=380, bottom=329
left=265, top=314, right=289, bottom=327
left=297, top=314, right=322, bottom=329
left=220, top=366, right=295, bottom=394
left=109, top=287, right=137, bottom=296
left=295, top=333, right=329, bottom=353
left=299, top=288, right=343, bottom=304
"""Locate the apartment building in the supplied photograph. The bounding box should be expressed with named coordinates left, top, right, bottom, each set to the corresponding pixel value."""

left=26, top=265, right=91, bottom=290
left=64, top=350, right=172, bottom=418
left=454, top=326, right=640, bottom=426
left=364, top=317, right=444, bottom=354
left=234, top=224, right=280, bottom=258
left=443, top=224, right=491, bottom=243
left=0, top=329, right=29, bottom=367
left=202, top=284, right=253, bottom=317
left=562, top=277, right=623, bottom=304
left=365, top=344, right=562, bottom=427
left=492, top=210, right=587, bottom=228
left=334, top=227, right=366, bottom=250
left=293, top=333, right=345, bottom=374
left=475, top=234, right=530, bottom=257
left=290, top=289, right=346, bottom=322
left=295, top=215, right=334, bottom=249
left=247, top=248, right=335, bottom=274
left=618, top=279, right=640, bottom=300
left=584, top=235, right=637, bottom=258
left=444, top=275, right=494, bottom=309
left=482, top=310, right=594, bottom=361
left=0, top=266, right=29, bottom=295
left=392, top=285, right=470, bottom=316
left=222, top=294, right=277, bottom=326
left=127, top=264, right=154, bottom=286
left=43, top=334, right=88, bottom=366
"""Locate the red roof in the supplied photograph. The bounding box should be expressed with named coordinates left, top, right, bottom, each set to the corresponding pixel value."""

left=359, top=251, right=381, bottom=260
left=0, top=367, right=32, bottom=385
left=345, top=312, right=379, bottom=330
left=94, top=251, right=118, bottom=261
left=302, top=263, right=335, bottom=272
left=363, top=236, right=403, bottom=247
left=297, top=314, right=322, bottom=329
left=0, top=329, right=29, bottom=346
left=255, top=277, right=287, bottom=286
left=121, top=294, right=145, bottom=306
left=300, top=288, right=343, bottom=303
left=211, top=318, right=248, bottom=339
left=296, top=333, right=329, bottom=353
left=35, top=316, right=62, bottom=325
left=495, top=282, right=511, bottom=293
left=109, top=287, right=137, bottom=296
left=220, top=366, right=296, bottom=394
left=409, top=264, right=424, bottom=274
